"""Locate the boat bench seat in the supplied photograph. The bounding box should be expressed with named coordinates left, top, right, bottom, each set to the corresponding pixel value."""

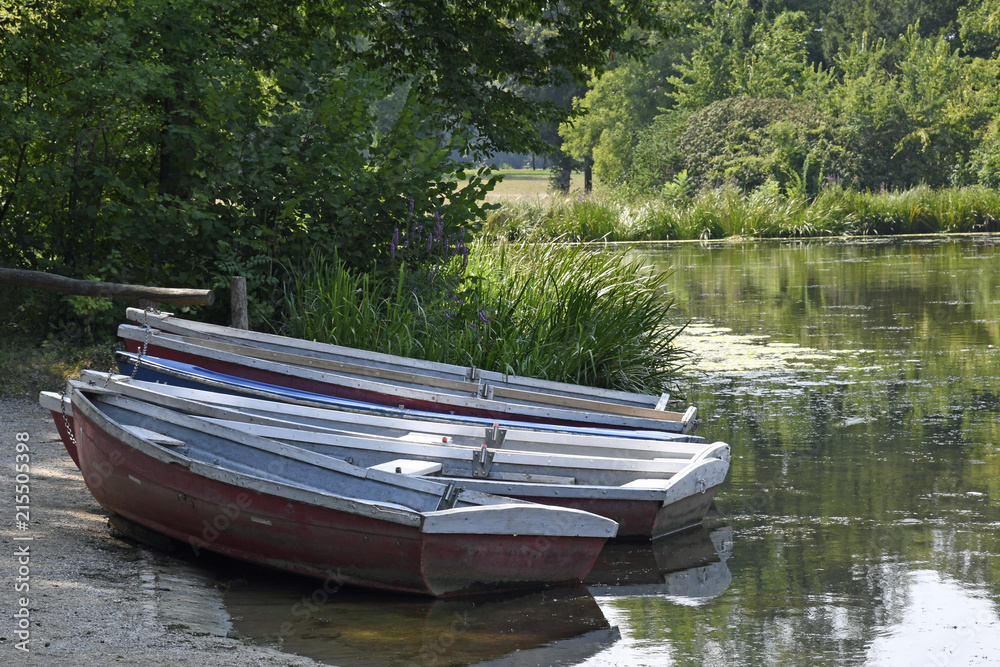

left=368, top=459, right=443, bottom=476
left=621, top=478, right=670, bottom=490
left=122, top=425, right=185, bottom=447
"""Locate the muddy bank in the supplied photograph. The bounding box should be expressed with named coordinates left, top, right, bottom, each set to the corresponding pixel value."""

left=0, top=397, right=319, bottom=666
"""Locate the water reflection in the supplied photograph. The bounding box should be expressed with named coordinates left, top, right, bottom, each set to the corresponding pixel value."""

left=865, top=569, right=1000, bottom=666
left=224, top=578, right=616, bottom=666
left=631, top=236, right=1000, bottom=666
left=219, top=523, right=735, bottom=666
left=586, top=521, right=733, bottom=600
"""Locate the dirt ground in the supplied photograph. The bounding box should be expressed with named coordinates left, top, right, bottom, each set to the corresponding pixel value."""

left=0, top=397, right=320, bottom=667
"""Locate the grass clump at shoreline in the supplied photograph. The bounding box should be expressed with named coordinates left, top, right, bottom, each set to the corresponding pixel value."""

left=282, top=237, right=686, bottom=394
left=0, top=335, right=116, bottom=399
left=486, top=185, right=1000, bottom=242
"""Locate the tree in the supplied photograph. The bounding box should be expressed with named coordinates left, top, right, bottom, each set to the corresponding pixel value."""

left=959, top=0, right=1000, bottom=57
left=362, top=1, right=664, bottom=156
left=816, top=0, right=962, bottom=64
left=559, top=45, right=682, bottom=186
left=670, top=4, right=826, bottom=111
left=1, top=0, right=664, bottom=327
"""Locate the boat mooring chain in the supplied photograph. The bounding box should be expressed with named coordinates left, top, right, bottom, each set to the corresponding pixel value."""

left=128, top=307, right=154, bottom=383
left=61, top=306, right=158, bottom=445
left=59, top=389, right=77, bottom=449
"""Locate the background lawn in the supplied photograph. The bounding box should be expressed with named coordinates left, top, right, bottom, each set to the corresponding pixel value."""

left=487, top=170, right=586, bottom=199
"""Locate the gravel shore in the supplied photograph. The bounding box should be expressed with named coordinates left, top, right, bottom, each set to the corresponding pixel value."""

left=0, top=397, right=319, bottom=667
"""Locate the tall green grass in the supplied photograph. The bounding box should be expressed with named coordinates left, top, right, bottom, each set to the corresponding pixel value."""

left=486, top=185, right=1000, bottom=241
left=282, top=239, right=686, bottom=393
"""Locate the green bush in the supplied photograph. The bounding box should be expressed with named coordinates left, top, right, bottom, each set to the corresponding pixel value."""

left=635, top=98, right=860, bottom=195
left=282, top=239, right=687, bottom=393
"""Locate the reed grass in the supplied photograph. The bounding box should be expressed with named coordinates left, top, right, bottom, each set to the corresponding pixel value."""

left=486, top=185, right=1000, bottom=241
left=282, top=239, right=686, bottom=393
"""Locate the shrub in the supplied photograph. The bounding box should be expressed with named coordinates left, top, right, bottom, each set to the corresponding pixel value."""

left=282, top=238, right=688, bottom=393
left=636, top=98, right=860, bottom=195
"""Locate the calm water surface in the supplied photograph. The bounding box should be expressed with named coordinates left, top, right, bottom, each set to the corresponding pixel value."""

left=223, top=236, right=1000, bottom=666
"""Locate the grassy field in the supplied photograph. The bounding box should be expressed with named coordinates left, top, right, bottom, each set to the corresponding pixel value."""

left=487, top=170, right=587, bottom=199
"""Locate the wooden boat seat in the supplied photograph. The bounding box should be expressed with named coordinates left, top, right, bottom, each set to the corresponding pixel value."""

left=368, top=459, right=443, bottom=476
left=122, top=425, right=185, bottom=447
left=620, top=478, right=670, bottom=490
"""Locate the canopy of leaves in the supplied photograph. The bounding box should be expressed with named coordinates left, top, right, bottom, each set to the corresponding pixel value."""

left=0, top=0, right=662, bottom=329
left=565, top=0, right=1000, bottom=195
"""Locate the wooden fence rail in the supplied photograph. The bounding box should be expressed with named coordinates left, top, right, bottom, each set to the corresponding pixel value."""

left=0, top=268, right=215, bottom=306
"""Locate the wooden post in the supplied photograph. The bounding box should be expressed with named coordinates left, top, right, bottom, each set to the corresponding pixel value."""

left=231, top=276, right=248, bottom=330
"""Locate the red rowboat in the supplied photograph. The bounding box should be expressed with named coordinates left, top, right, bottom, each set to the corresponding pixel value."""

left=56, top=383, right=618, bottom=597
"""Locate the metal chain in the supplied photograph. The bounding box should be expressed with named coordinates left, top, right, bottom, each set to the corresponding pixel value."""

left=128, top=308, right=153, bottom=382
left=66, top=305, right=157, bottom=447
left=60, top=389, right=78, bottom=449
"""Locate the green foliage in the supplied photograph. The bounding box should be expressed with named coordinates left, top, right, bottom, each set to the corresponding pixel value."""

left=0, top=0, right=661, bottom=333
left=815, top=0, right=961, bottom=64
left=669, top=0, right=756, bottom=112
left=969, top=121, right=1000, bottom=187
left=487, top=184, right=1000, bottom=242
left=462, top=238, right=687, bottom=392
left=560, top=0, right=1000, bottom=197
left=282, top=239, right=686, bottom=393
left=662, top=169, right=694, bottom=204
left=0, top=333, right=116, bottom=398
left=649, top=97, right=858, bottom=193
left=559, top=43, right=684, bottom=186
left=960, top=0, right=1000, bottom=56
left=282, top=254, right=426, bottom=359
left=630, top=111, right=692, bottom=191
left=670, top=4, right=827, bottom=111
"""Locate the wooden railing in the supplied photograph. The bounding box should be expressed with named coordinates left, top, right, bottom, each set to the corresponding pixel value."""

left=0, top=267, right=215, bottom=306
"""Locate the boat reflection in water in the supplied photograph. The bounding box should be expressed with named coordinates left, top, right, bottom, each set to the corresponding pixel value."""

left=224, top=578, right=618, bottom=667
left=585, top=519, right=733, bottom=599
left=222, top=520, right=732, bottom=666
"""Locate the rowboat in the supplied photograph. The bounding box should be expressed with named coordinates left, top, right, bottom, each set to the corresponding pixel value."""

left=114, top=352, right=702, bottom=444
left=50, top=377, right=730, bottom=538
left=118, top=314, right=698, bottom=433
left=40, top=362, right=702, bottom=477
left=124, top=307, right=677, bottom=414
left=51, top=382, right=618, bottom=596
left=79, top=370, right=724, bottom=461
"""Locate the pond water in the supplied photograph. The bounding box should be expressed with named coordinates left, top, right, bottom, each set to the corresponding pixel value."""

left=221, top=235, right=1000, bottom=666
